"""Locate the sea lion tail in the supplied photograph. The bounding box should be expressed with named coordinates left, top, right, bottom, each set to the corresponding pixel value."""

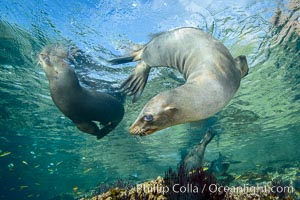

left=234, top=55, right=249, bottom=78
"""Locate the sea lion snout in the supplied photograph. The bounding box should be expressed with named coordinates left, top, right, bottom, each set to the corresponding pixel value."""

left=129, top=104, right=178, bottom=135
left=129, top=123, right=157, bottom=136
left=129, top=114, right=159, bottom=135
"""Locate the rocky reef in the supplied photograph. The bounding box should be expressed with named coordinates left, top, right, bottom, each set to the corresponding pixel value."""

left=269, top=0, right=299, bottom=47
left=79, top=162, right=299, bottom=200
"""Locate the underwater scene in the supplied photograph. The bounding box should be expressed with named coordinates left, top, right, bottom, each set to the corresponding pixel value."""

left=0, top=0, right=300, bottom=199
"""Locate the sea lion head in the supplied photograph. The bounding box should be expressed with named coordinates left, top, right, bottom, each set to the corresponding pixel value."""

left=38, top=44, right=71, bottom=79
left=129, top=94, right=178, bottom=136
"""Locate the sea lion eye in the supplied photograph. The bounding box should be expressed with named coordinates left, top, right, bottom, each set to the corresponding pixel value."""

left=143, top=115, right=153, bottom=122
left=40, top=54, right=51, bottom=65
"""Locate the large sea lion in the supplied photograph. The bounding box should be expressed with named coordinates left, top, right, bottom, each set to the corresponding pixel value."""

left=39, top=44, right=124, bottom=139
left=110, top=27, right=248, bottom=136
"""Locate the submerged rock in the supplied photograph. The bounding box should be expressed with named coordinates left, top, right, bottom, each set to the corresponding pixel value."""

left=80, top=176, right=166, bottom=200
left=269, top=0, right=299, bottom=46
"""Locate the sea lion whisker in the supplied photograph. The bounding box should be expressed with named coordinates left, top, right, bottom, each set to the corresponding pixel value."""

left=139, top=130, right=146, bottom=136
left=133, top=135, right=143, bottom=142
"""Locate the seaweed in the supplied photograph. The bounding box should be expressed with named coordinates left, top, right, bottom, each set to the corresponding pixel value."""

left=82, top=162, right=226, bottom=200
left=163, top=163, right=226, bottom=200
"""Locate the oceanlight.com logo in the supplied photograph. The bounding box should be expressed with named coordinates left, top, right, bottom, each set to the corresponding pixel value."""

left=136, top=183, right=295, bottom=195
left=208, top=184, right=295, bottom=194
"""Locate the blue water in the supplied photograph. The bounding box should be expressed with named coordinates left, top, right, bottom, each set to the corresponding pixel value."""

left=0, top=0, right=299, bottom=199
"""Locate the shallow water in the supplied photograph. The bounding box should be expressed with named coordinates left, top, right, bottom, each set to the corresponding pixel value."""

left=0, top=0, right=299, bottom=199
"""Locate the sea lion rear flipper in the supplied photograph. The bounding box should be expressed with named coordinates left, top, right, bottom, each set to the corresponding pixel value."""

left=234, top=55, right=249, bottom=78
left=97, top=122, right=119, bottom=139
left=121, top=61, right=151, bottom=102
left=108, top=49, right=143, bottom=65
left=75, top=121, right=102, bottom=138
left=75, top=121, right=117, bottom=139
left=108, top=55, right=136, bottom=65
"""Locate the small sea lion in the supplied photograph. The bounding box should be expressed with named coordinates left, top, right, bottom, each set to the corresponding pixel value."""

left=208, top=153, right=231, bottom=176
left=39, top=44, right=124, bottom=139
left=183, top=129, right=216, bottom=171
left=183, top=129, right=241, bottom=175
left=110, top=27, right=248, bottom=135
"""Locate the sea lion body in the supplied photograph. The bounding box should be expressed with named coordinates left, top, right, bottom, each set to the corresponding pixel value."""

left=110, top=27, right=248, bottom=135
left=39, top=44, right=124, bottom=139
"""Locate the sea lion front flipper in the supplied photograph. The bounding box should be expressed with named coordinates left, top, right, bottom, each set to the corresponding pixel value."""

left=234, top=55, right=249, bottom=78
left=121, top=61, right=151, bottom=102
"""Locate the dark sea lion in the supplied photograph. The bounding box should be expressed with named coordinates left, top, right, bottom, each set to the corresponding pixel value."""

left=183, top=129, right=216, bottom=171
left=39, top=44, right=124, bottom=139
left=110, top=27, right=248, bottom=136
left=208, top=153, right=231, bottom=176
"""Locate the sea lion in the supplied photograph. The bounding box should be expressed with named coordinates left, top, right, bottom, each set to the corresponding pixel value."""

left=39, top=44, right=124, bottom=139
left=110, top=27, right=248, bottom=135
left=183, top=129, right=216, bottom=171
left=183, top=129, right=240, bottom=175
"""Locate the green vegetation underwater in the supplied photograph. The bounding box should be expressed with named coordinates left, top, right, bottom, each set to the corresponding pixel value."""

left=0, top=0, right=299, bottom=199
